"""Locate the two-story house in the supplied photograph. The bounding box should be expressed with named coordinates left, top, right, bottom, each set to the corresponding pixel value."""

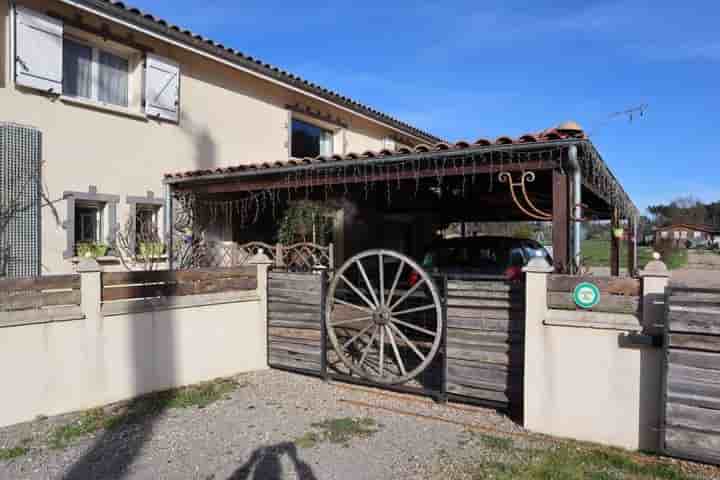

left=0, top=0, right=441, bottom=276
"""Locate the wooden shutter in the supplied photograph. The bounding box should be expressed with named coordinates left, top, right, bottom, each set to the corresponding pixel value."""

left=145, top=54, right=180, bottom=122
left=15, top=6, right=63, bottom=94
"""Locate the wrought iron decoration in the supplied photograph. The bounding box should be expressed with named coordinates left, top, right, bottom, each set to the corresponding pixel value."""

left=498, top=171, right=552, bottom=220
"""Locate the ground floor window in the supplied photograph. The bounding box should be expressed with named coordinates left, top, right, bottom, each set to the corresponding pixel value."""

left=125, top=193, right=165, bottom=257
left=63, top=188, right=119, bottom=259
left=75, top=204, right=103, bottom=244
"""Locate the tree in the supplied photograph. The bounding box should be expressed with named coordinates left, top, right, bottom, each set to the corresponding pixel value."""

left=648, top=196, right=707, bottom=226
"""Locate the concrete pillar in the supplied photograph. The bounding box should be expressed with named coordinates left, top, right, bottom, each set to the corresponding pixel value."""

left=522, top=256, right=554, bottom=430
left=78, top=258, right=104, bottom=405
left=248, top=249, right=273, bottom=369
left=640, top=258, right=670, bottom=334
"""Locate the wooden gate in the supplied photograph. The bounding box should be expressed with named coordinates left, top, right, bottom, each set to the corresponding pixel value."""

left=267, top=271, right=326, bottom=375
left=266, top=266, right=527, bottom=415
left=662, top=286, right=720, bottom=465
left=445, top=276, right=525, bottom=413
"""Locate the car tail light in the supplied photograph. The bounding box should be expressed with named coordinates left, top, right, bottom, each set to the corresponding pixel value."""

left=505, top=266, right=522, bottom=282
left=408, top=271, right=420, bottom=287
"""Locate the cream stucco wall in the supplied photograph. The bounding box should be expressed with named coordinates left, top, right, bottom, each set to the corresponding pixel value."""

left=0, top=297, right=264, bottom=428
left=0, top=0, right=420, bottom=273
left=522, top=265, right=665, bottom=452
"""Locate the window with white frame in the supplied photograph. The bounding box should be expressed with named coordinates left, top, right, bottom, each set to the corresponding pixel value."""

left=63, top=37, right=130, bottom=108
left=14, top=6, right=181, bottom=122
left=291, top=118, right=334, bottom=158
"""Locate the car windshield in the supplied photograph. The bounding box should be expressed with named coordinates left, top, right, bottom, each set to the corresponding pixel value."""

left=422, top=239, right=551, bottom=270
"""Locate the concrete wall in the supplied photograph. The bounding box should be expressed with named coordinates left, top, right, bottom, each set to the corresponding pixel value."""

left=523, top=259, right=670, bottom=451
left=0, top=261, right=269, bottom=428
left=0, top=0, right=422, bottom=274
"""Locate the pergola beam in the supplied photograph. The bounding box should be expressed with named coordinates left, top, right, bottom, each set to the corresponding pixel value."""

left=176, top=159, right=560, bottom=195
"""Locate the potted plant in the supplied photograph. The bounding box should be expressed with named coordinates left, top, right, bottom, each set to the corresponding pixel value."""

left=139, top=241, right=166, bottom=258
left=76, top=242, right=110, bottom=258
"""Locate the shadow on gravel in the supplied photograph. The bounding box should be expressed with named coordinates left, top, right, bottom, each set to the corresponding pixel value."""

left=228, top=442, right=317, bottom=480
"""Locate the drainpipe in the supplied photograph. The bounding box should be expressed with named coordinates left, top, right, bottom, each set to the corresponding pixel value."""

left=164, top=184, right=174, bottom=270
left=567, top=145, right=582, bottom=273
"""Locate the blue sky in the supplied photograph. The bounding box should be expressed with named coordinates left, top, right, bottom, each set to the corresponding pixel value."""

left=132, top=0, right=720, bottom=213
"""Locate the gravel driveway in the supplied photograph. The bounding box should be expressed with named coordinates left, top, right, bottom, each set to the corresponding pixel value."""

left=1, top=369, right=717, bottom=480
left=0, top=369, right=521, bottom=480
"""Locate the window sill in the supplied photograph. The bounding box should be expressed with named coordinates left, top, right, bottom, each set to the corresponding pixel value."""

left=69, top=255, right=121, bottom=265
left=60, top=96, right=148, bottom=121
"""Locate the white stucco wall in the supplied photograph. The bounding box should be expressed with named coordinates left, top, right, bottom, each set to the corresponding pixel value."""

left=523, top=265, right=665, bottom=452
left=0, top=297, right=264, bottom=428
left=0, top=0, right=423, bottom=274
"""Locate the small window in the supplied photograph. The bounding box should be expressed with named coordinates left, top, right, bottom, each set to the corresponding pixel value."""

left=135, top=205, right=161, bottom=250
left=291, top=118, right=333, bottom=158
left=63, top=37, right=129, bottom=107
left=75, top=204, right=103, bottom=244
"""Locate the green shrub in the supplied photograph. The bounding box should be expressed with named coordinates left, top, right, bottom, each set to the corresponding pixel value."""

left=139, top=241, right=165, bottom=257
left=76, top=242, right=109, bottom=258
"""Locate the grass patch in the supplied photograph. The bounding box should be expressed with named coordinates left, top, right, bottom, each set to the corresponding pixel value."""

left=49, top=377, right=239, bottom=449
left=461, top=443, right=701, bottom=480
left=294, top=417, right=378, bottom=448
left=582, top=239, right=655, bottom=270
left=50, top=409, right=107, bottom=449
left=665, top=248, right=688, bottom=270
left=479, top=433, right=513, bottom=451
left=0, top=446, right=29, bottom=461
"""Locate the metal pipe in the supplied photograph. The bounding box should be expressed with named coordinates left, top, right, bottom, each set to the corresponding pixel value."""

left=164, top=184, right=174, bottom=270
left=566, top=145, right=582, bottom=272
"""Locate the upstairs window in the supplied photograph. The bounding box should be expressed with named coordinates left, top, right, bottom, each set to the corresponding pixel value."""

left=291, top=118, right=333, bottom=158
left=63, top=38, right=129, bottom=108
left=15, top=6, right=181, bottom=122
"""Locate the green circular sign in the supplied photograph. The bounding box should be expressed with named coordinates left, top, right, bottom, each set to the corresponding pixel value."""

left=573, top=282, right=600, bottom=309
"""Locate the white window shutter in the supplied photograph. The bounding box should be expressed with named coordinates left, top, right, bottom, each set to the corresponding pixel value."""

left=145, top=54, right=180, bottom=122
left=15, top=6, right=63, bottom=94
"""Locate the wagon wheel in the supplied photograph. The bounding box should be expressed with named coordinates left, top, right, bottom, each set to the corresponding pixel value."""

left=325, top=249, right=443, bottom=385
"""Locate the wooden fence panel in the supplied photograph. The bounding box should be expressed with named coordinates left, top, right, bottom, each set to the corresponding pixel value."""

left=547, top=275, right=641, bottom=316
left=267, top=271, right=324, bottom=374
left=101, top=267, right=257, bottom=302
left=445, top=277, right=525, bottom=411
left=663, top=287, right=720, bottom=465
left=0, top=274, right=81, bottom=313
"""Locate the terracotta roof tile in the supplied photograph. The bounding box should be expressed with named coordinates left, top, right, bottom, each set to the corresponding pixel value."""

left=164, top=123, right=588, bottom=180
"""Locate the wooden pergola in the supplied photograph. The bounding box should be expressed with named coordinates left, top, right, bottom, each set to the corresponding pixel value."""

left=163, top=136, right=638, bottom=276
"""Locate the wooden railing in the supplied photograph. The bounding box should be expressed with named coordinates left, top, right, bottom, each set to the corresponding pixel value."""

left=206, top=241, right=334, bottom=271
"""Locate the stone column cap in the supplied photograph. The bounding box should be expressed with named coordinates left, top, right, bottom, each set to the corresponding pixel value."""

left=77, top=258, right=101, bottom=273
left=639, top=260, right=669, bottom=278
left=523, top=257, right=554, bottom=273
left=247, top=249, right=273, bottom=265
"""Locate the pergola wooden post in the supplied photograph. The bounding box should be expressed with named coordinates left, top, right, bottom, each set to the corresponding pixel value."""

left=627, top=218, right=637, bottom=275
left=610, top=208, right=621, bottom=277
left=552, top=170, right=570, bottom=272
